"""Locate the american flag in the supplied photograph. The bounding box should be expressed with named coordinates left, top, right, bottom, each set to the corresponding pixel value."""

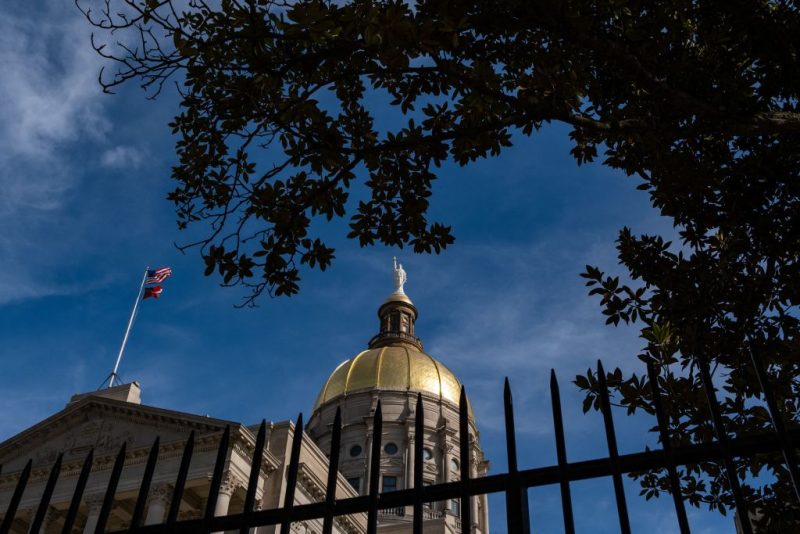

left=145, top=267, right=172, bottom=284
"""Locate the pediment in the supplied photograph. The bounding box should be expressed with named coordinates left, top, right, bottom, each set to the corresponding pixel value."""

left=0, top=395, right=236, bottom=473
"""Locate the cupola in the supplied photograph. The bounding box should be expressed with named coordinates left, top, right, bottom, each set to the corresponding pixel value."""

left=369, top=258, right=422, bottom=351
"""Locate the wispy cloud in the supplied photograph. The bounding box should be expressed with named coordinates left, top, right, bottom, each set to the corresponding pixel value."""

left=0, top=275, right=82, bottom=305
left=0, top=10, right=108, bottom=154
left=0, top=3, right=114, bottom=304
left=0, top=7, right=108, bottom=211
left=101, top=145, right=145, bottom=168
left=412, top=238, right=645, bottom=436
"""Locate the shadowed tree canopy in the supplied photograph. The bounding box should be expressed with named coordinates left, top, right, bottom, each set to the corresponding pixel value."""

left=79, top=0, right=799, bottom=529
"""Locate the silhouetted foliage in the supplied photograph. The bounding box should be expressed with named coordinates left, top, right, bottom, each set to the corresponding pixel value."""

left=79, top=0, right=799, bottom=528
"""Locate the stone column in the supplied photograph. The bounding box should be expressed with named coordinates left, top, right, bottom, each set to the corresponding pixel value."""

left=215, top=474, right=239, bottom=516
left=364, top=429, right=374, bottom=492
left=443, top=443, right=452, bottom=484
left=144, top=483, right=172, bottom=526
left=406, top=434, right=414, bottom=488
left=470, top=451, right=479, bottom=531
left=442, top=443, right=452, bottom=512
left=82, top=494, right=105, bottom=533
left=212, top=473, right=240, bottom=534
left=480, top=495, right=489, bottom=534
left=404, top=432, right=414, bottom=517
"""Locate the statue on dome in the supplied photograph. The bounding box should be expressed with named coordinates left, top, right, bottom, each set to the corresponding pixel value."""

left=393, top=257, right=407, bottom=294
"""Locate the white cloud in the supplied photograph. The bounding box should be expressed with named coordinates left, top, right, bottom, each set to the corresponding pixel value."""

left=0, top=4, right=113, bottom=304
left=0, top=2, right=133, bottom=220
left=0, top=276, right=77, bottom=305
left=410, top=238, right=646, bottom=436
left=101, top=145, right=145, bottom=168
left=0, top=10, right=108, bottom=163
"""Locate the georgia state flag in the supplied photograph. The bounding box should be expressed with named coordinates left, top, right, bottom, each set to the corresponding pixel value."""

left=143, top=286, right=163, bottom=300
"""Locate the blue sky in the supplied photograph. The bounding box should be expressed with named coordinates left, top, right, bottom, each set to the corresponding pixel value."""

left=0, top=2, right=735, bottom=532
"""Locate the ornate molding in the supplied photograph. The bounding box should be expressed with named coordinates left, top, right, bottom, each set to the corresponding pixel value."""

left=148, top=482, right=173, bottom=506
left=296, top=463, right=327, bottom=501
left=0, top=396, right=234, bottom=465
left=379, top=457, right=403, bottom=468
left=341, top=458, right=366, bottom=470
left=218, top=471, right=244, bottom=496
left=230, top=439, right=279, bottom=477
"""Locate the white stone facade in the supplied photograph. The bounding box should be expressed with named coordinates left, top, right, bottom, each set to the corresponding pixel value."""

left=307, top=388, right=489, bottom=534
left=0, top=383, right=365, bottom=534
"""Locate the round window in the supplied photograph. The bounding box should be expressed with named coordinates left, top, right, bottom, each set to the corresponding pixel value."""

left=384, top=442, right=399, bottom=455
left=450, top=458, right=459, bottom=471
left=350, top=445, right=363, bottom=457
left=422, top=448, right=433, bottom=461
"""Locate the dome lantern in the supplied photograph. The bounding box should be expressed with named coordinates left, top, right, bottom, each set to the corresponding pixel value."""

left=368, top=258, right=423, bottom=351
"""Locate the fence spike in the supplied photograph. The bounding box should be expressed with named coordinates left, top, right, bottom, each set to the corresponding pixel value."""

left=504, top=378, right=531, bottom=534
left=167, top=431, right=195, bottom=526
left=596, top=360, right=632, bottom=534
left=504, top=378, right=518, bottom=474
left=413, top=394, right=424, bottom=534
left=62, top=449, right=95, bottom=534
left=29, top=453, right=64, bottom=534
left=646, top=362, right=691, bottom=533
left=95, top=442, right=127, bottom=534
left=549, top=370, right=575, bottom=534
left=205, top=425, right=231, bottom=523
left=322, top=407, right=342, bottom=534
left=280, top=413, right=304, bottom=534
left=241, top=420, right=267, bottom=534
left=747, top=344, right=800, bottom=504
left=696, top=358, right=753, bottom=534
left=459, top=386, right=473, bottom=534
left=130, top=436, right=160, bottom=529
left=367, top=401, right=382, bottom=534
left=0, top=458, right=32, bottom=534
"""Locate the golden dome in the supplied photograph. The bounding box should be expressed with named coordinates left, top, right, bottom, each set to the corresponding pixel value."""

left=313, top=345, right=463, bottom=410
left=313, top=260, right=472, bottom=416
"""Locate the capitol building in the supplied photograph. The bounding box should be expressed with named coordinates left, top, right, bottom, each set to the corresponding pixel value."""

left=0, top=262, right=490, bottom=533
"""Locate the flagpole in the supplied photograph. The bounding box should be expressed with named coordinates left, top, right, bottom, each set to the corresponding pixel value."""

left=108, top=266, right=149, bottom=388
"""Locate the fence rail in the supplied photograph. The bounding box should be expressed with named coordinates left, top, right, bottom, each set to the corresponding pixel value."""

left=1, top=352, right=799, bottom=534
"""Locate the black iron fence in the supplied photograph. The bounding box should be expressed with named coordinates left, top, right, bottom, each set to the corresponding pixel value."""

left=1, top=353, right=799, bottom=534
